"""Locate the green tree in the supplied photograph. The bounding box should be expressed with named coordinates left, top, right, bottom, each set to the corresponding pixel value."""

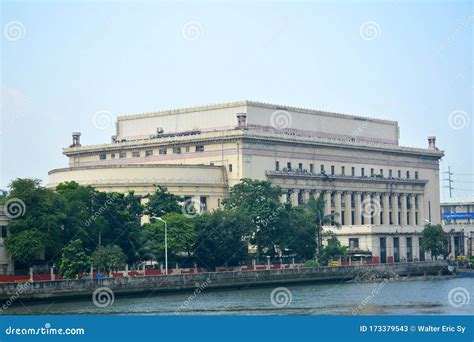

left=193, top=209, right=252, bottom=270
left=145, top=186, right=183, bottom=217
left=92, top=245, right=127, bottom=273
left=222, top=178, right=283, bottom=261
left=321, top=234, right=347, bottom=265
left=422, top=224, right=447, bottom=259
left=5, top=229, right=44, bottom=267
left=141, top=213, right=195, bottom=264
left=59, top=239, right=90, bottom=279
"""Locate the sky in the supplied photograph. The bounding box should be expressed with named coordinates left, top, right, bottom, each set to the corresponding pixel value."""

left=0, top=0, right=472, bottom=202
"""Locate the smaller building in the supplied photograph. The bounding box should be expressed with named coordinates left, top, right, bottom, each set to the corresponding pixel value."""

left=0, top=206, right=14, bottom=275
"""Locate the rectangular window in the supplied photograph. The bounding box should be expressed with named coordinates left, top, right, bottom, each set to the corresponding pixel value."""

left=406, top=171, right=410, bottom=179
left=111, top=153, right=115, bottom=159
left=200, top=196, right=208, bottom=213
left=287, top=162, right=292, bottom=171
left=370, top=168, right=374, bottom=176
left=341, top=166, right=345, bottom=176
left=406, top=237, right=413, bottom=261
left=309, top=164, right=314, bottom=173
left=132, top=151, right=140, bottom=158
left=298, top=163, right=303, bottom=171
left=173, top=147, right=181, bottom=154
left=185, top=146, right=190, bottom=153
left=389, top=169, right=393, bottom=178
left=195, top=145, right=204, bottom=152
left=159, top=148, right=167, bottom=155
left=351, top=167, right=355, bottom=176
left=393, top=237, right=400, bottom=262
left=229, top=164, right=233, bottom=172
left=361, top=168, right=365, bottom=177
left=0, top=226, right=7, bottom=238
left=320, top=164, right=325, bottom=173
left=331, top=165, right=335, bottom=175
left=275, top=161, right=280, bottom=171
left=379, top=169, right=383, bottom=176
left=415, top=171, right=419, bottom=179
left=398, top=170, right=401, bottom=178
left=348, top=238, right=359, bottom=249
left=119, top=151, right=127, bottom=159
left=145, top=150, right=153, bottom=157
left=99, top=153, right=106, bottom=160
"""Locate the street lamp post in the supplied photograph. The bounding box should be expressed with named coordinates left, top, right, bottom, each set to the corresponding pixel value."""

left=153, top=217, right=168, bottom=275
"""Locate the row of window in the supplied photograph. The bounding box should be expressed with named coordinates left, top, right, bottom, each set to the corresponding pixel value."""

left=275, top=161, right=419, bottom=179
left=99, top=145, right=205, bottom=160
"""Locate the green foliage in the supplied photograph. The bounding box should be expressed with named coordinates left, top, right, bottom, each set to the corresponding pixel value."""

left=59, top=239, right=90, bottom=279
left=141, top=212, right=195, bottom=263
left=422, top=224, right=447, bottom=259
left=92, top=245, right=127, bottom=272
left=193, top=209, right=251, bottom=269
left=321, top=234, right=347, bottom=265
left=145, top=186, right=183, bottom=217
left=5, top=229, right=44, bottom=266
left=303, top=260, right=320, bottom=268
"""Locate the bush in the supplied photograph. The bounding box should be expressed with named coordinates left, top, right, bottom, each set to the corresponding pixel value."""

left=303, top=260, right=320, bottom=268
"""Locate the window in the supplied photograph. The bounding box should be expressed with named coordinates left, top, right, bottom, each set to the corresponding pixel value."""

left=200, top=196, right=208, bottom=212
left=320, top=164, right=325, bottom=173
left=275, top=161, right=280, bottom=171
left=132, top=151, right=140, bottom=158
left=298, top=163, right=303, bottom=171
left=229, top=164, right=233, bottom=172
left=185, top=146, right=190, bottom=153
left=369, top=168, right=373, bottom=176
left=389, top=169, right=393, bottom=178
left=111, top=153, right=115, bottom=159
left=119, top=151, right=127, bottom=159
left=195, top=145, right=204, bottom=152
left=99, top=153, right=106, bottom=160
left=398, top=170, right=401, bottom=178
left=309, top=164, right=314, bottom=173
left=159, top=148, right=167, bottom=155
left=351, top=167, right=355, bottom=176
left=361, top=168, right=365, bottom=177
left=173, top=147, right=181, bottom=154
left=0, top=226, right=7, bottom=238
left=380, top=169, right=383, bottom=177
left=348, top=238, right=359, bottom=249
left=415, top=171, right=419, bottom=179
left=406, top=237, right=413, bottom=261
left=406, top=171, right=410, bottom=179
left=331, top=165, right=335, bottom=175
left=287, top=162, right=292, bottom=171
left=341, top=166, right=345, bottom=176
left=145, top=150, right=153, bottom=157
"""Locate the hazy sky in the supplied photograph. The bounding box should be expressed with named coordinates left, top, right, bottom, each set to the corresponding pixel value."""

left=1, top=0, right=472, bottom=202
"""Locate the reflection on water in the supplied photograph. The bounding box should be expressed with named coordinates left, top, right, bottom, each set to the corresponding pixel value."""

left=3, top=276, right=473, bottom=316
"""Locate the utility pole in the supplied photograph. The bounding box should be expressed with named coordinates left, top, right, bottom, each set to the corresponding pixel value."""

left=443, top=166, right=454, bottom=198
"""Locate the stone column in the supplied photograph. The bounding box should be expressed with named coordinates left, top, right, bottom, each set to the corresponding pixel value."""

left=324, top=191, right=332, bottom=216
left=409, top=194, right=416, bottom=226
left=382, top=193, right=390, bottom=225
left=400, top=193, right=407, bottom=225
left=303, top=190, right=311, bottom=203
left=334, top=191, right=342, bottom=224
left=373, top=193, right=381, bottom=225
left=280, top=192, right=288, bottom=204
left=313, top=191, right=321, bottom=200
left=418, top=194, right=425, bottom=225
left=354, top=192, right=362, bottom=225
left=291, top=190, right=299, bottom=207
left=391, top=193, right=399, bottom=225
left=344, top=192, right=352, bottom=226
left=362, top=192, right=372, bottom=224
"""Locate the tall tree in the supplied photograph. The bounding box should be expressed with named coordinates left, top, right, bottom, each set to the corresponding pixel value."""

left=92, top=245, right=127, bottom=273
left=59, top=239, right=90, bottom=279
left=321, top=234, right=347, bottom=265
left=5, top=229, right=44, bottom=267
left=144, top=186, right=183, bottom=217
left=421, top=224, right=448, bottom=259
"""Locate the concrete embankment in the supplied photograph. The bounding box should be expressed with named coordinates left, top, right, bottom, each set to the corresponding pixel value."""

left=0, top=261, right=449, bottom=302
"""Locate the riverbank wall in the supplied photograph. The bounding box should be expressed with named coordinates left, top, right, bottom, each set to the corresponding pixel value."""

left=0, top=261, right=449, bottom=302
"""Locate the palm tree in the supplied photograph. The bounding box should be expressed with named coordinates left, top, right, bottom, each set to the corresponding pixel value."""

left=305, top=195, right=341, bottom=260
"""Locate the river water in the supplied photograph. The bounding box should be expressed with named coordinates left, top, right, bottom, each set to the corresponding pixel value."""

left=4, top=276, right=473, bottom=315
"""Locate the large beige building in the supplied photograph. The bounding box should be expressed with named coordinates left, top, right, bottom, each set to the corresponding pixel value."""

left=48, top=101, right=457, bottom=262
